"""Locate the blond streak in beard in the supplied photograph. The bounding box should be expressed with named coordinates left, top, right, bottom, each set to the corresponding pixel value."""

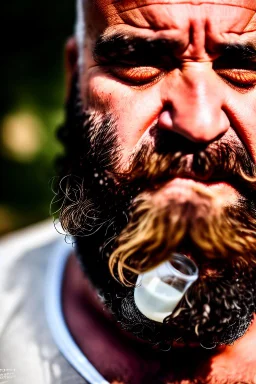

left=108, top=186, right=212, bottom=286
left=109, top=184, right=256, bottom=287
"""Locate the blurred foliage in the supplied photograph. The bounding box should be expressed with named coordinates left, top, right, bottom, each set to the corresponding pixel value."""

left=0, top=1, right=75, bottom=235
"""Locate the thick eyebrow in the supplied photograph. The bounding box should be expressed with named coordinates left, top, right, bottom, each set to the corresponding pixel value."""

left=93, top=33, right=256, bottom=67
left=217, top=43, right=256, bottom=61
left=93, top=34, right=184, bottom=66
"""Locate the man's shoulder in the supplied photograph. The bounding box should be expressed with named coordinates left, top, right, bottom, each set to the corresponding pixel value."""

left=0, top=219, right=71, bottom=285
left=0, top=221, right=87, bottom=384
left=0, top=220, right=70, bottom=267
left=0, top=219, right=63, bottom=263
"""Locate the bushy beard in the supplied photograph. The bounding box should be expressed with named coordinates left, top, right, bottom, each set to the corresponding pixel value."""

left=54, top=77, right=256, bottom=349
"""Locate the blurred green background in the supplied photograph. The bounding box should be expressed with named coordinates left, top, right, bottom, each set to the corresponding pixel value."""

left=0, top=1, right=75, bottom=235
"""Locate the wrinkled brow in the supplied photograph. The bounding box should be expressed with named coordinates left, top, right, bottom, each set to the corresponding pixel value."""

left=93, top=34, right=184, bottom=65
left=93, top=33, right=256, bottom=66
left=217, top=43, right=256, bottom=59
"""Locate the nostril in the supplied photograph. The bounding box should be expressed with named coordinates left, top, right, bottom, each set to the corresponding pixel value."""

left=158, top=109, right=173, bottom=130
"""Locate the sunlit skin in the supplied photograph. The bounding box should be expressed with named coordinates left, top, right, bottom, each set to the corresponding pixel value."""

left=63, top=0, right=256, bottom=382
left=77, top=0, right=256, bottom=208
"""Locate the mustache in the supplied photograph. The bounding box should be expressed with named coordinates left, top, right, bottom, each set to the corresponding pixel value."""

left=114, top=130, right=256, bottom=197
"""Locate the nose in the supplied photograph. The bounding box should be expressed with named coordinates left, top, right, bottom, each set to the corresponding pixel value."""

left=158, top=63, right=230, bottom=143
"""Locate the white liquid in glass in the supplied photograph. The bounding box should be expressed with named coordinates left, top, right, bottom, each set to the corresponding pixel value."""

left=134, top=275, right=183, bottom=323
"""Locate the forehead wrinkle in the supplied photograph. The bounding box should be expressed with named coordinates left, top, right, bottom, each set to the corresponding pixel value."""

left=101, top=4, right=256, bottom=40
left=244, top=13, right=256, bottom=32
left=103, top=2, right=256, bottom=33
left=90, top=0, right=256, bottom=37
left=110, top=0, right=256, bottom=13
left=90, top=0, right=256, bottom=53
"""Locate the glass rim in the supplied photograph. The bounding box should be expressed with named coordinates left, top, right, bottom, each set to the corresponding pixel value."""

left=166, top=253, right=199, bottom=281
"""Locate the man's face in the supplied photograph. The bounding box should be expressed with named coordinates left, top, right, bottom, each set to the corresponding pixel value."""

left=57, top=0, right=256, bottom=348
left=82, top=0, right=256, bottom=164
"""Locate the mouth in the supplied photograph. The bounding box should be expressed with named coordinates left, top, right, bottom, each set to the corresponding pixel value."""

left=157, top=176, right=240, bottom=208
left=163, top=176, right=235, bottom=190
left=179, top=251, right=226, bottom=278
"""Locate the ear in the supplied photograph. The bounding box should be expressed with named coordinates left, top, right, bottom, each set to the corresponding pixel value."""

left=64, top=37, right=78, bottom=102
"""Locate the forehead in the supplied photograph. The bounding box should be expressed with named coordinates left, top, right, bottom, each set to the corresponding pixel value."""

left=88, top=0, right=256, bottom=42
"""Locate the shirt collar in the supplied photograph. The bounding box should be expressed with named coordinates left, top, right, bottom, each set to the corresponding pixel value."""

left=45, top=239, right=110, bottom=384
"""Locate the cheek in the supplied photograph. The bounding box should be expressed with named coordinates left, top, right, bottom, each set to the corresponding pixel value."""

left=245, top=99, right=256, bottom=161
left=226, top=93, right=256, bottom=162
left=82, top=69, right=163, bottom=161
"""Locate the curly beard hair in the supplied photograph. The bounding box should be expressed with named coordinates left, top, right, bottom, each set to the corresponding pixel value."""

left=54, top=76, right=256, bottom=349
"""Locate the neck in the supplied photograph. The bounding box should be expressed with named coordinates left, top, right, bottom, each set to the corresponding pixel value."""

left=62, top=254, right=256, bottom=384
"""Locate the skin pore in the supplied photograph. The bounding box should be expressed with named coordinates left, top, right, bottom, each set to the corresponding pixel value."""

left=60, top=0, right=256, bottom=383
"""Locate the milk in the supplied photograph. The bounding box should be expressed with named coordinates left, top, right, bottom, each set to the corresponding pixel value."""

left=134, top=275, right=183, bottom=323
left=134, top=255, right=198, bottom=323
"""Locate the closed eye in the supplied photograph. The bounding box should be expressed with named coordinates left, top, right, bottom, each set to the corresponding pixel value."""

left=105, top=66, right=163, bottom=85
left=216, top=68, right=256, bottom=89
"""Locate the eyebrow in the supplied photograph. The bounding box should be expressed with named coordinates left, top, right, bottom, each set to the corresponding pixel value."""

left=93, top=33, right=256, bottom=66
left=217, top=43, right=256, bottom=61
left=93, top=34, right=184, bottom=66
